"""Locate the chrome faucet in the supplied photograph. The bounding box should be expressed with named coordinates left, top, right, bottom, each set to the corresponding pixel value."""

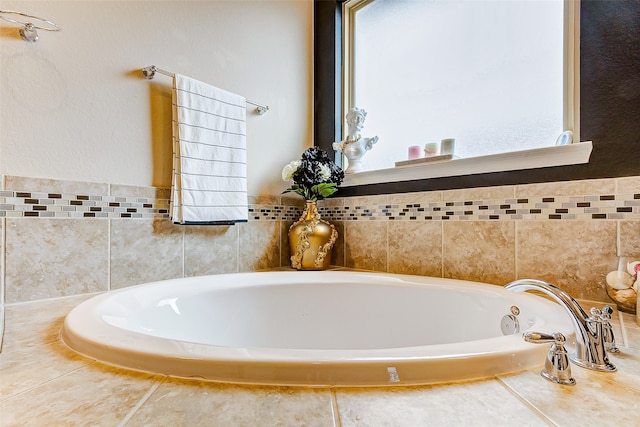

left=505, top=279, right=616, bottom=372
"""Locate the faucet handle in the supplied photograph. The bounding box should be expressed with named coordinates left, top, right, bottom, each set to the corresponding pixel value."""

left=524, top=331, right=557, bottom=344
left=602, top=305, right=614, bottom=317
left=600, top=305, right=621, bottom=353
left=523, top=331, right=576, bottom=386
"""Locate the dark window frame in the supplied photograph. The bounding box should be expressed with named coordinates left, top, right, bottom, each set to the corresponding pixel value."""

left=314, top=0, right=640, bottom=197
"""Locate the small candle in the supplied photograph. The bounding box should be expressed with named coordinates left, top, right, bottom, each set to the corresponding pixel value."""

left=408, top=145, right=422, bottom=160
left=424, top=142, right=439, bottom=157
left=441, top=138, right=455, bottom=155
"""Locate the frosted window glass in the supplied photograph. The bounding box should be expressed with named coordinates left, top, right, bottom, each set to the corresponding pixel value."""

left=351, top=0, right=564, bottom=170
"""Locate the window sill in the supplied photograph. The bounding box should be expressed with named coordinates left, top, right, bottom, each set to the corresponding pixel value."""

left=341, top=142, right=593, bottom=187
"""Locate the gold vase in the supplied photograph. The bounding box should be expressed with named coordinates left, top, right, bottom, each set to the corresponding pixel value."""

left=289, top=200, right=337, bottom=270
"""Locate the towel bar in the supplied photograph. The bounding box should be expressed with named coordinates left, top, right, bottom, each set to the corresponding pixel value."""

left=141, top=65, right=269, bottom=115
left=0, top=9, right=62, bottom=42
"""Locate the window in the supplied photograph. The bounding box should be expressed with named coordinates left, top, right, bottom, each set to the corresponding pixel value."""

left=341, top=0, right=579, bottom=172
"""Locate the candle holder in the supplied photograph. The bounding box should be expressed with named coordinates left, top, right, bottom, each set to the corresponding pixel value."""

left=605, top=256, right=638, bottom=314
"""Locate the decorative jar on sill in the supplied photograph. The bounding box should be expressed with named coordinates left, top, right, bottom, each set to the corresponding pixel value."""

left=281, top=147, right=344, bottom=271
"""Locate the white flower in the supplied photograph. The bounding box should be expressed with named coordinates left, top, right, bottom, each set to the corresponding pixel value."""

left=318, top=163, right=331, bottom=181
left=281, top=160, right=301, bottom=181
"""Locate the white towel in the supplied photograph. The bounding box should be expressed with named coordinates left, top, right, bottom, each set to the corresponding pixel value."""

left=171, top=74, right=248, bottom=225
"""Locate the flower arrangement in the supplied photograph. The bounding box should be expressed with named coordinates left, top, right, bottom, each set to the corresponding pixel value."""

left=282, top=147, right=344, bottom=201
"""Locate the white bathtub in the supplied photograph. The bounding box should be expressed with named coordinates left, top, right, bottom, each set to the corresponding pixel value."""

left=61, top=271, right=573, bottom=386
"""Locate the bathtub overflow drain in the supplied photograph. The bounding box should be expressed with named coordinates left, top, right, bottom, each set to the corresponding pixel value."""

left=500, top=314, right=520, bottom=335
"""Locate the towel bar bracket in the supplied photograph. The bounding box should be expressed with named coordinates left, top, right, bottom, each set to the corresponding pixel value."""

left=142, top=65, right=157, bottom=80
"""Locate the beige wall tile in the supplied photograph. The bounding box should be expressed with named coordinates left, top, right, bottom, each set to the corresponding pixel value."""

left=4, top=175, right=108, bottom=195
left=616, top=176, right=640, bottom=194
left=5, top=219, right=109, bottom=303
left=110, top=219, right=184, bottom=289
left=515, top=178, right=616, bottom=198
left=443, top=185, right=514, bottom=202
left=185, top=225, right=239, bottom=276
left=388, top=222, right=442, bottom=276
left=343, top=195, right=388, bottom=209
left=620, top=221, right=640, bottom=258
left=249, top=195, right=281, bottom=205
left=387, top=190, right=442, bottom=205
left=110, top=183, right=170, bottom=199
left=318, top=197, right=344, bottom=207
left=517, top=221, right=617, bottom=301
left=238, top=221, right=281, bottom=271
left=345, top=221, right=387, bottom=272
left=127, top=379, right=334, bottom=427
left=443, top=221, right=516, bottom=285
left=282, top=196, right=306, bottom=207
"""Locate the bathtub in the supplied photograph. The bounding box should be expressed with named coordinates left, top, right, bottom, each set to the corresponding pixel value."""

left=61, top=271, right=573, bottom=387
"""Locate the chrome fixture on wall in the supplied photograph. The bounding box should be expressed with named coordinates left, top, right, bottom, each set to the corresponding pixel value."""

left=0, top=10, right=61, bottom=42
left=141, top=65, right=269, bottom=115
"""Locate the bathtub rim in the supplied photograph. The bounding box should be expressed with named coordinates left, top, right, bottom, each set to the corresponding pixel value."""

left=61, top=270, right=573, bottom=387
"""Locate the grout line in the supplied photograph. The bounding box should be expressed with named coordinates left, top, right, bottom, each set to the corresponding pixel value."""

left=495, top=376, right=559, bottom=427
left=616, top=220, right=621, bottom=256
left=279, top=218, right=282, bottom=267
left=385, top=220, right=389, bottom=273
left=329, top=388, right=343, bottom=427
left=440, top=221, right=445, bottom=277
left=514, top=220, right=519, bottom=279
left=0, top=360, right=99, bottom=404
left=117, top=378, right=164, bottom=427
left=107, top=218, right=112, bottom=291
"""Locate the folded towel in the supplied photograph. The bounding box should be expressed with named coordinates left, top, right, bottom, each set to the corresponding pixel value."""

left=171, top=74, right=248, bottom=225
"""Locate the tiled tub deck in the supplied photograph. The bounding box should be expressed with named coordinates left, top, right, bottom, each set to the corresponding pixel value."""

left=1, top=289, right=639, bottom=426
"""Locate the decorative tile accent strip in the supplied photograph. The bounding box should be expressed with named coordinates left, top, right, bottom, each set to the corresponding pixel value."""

left=0, top=191, right=171, bottom=219
left=248, top=205, right=303, bottom=221
left=1, top=188, right=639, bottom=221
left=0, top=190, right=304, bottom=221
left=318, top=194, right=640, bottom=221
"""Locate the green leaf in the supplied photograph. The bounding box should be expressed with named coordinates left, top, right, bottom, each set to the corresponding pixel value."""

left=311, top=183, right=337, bottom=199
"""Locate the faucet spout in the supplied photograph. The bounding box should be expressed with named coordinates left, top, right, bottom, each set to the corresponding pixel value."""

left=505, top=279, right=616, bottom=372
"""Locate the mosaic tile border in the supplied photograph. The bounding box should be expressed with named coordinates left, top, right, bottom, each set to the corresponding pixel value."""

left=1, top=189, right=639, bottom=221
left=319, top=193, right=640, bottom=221
left=0, top=190, right=303, bottom=221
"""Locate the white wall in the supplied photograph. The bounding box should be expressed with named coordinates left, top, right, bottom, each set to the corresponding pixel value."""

left=0, top=0, right=312, bottom=196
